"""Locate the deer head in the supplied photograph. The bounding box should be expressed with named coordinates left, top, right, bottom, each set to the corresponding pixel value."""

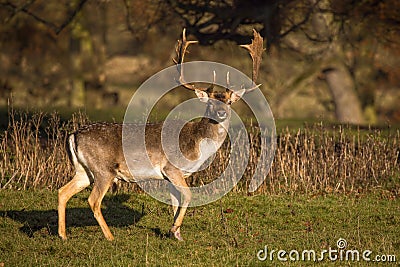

left=173, top=29, right=264, bottom=124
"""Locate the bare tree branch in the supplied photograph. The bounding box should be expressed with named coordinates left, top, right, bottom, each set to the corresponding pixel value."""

left=0, top=0, right=88, bottom=35
left=55, top=0, right=88, bottom=34
left=1, top=1, right=58, bottom=31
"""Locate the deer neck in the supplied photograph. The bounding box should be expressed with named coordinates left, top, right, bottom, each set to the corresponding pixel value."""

left=196, top=117, right=229, bottom=145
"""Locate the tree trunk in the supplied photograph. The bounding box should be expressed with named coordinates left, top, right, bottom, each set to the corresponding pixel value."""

left=309, top=0, right=365, bottom=124
left=323, top=66, right=364, bottom=124
left=69, top=36, right=85, bottom=108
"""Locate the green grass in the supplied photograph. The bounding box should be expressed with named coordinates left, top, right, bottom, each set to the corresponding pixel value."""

left=0, top=190, right=399, bottom=266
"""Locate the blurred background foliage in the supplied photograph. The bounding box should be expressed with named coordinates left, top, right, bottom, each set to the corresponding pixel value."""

left=0, top=0, right=399, bottom=125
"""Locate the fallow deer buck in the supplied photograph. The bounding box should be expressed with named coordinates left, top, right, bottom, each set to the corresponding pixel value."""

left=58, top=29, right=264, bottom=241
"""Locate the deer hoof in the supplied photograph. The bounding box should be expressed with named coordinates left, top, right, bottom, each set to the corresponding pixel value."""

left=174, top=230, right=183, bottom=241
left=59, top=234, right=67, bottom=241
left=170, top=226, right=183, bottom=241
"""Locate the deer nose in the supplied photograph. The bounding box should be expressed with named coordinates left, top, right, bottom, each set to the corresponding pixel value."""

left=217, top=110, right=227, bottom=120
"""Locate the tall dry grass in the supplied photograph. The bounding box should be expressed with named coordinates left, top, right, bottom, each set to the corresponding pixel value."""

left=258, top=125, right=399, bottom=195
left=0, top=109, right=89, bottom=190
left=187, top=123, right=399, bottom=195
left=0, top=110, right=399, bottom=195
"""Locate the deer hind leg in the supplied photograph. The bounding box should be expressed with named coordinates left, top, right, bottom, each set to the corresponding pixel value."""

left=164, top=165, right=192, bottom=241
left=58, top=163, right=90, bottom=240
left=88, top=171, right=115, bottom=241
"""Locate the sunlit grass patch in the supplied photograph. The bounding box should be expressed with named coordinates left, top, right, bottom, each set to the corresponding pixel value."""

left=0, top=190, right=399, bottom=266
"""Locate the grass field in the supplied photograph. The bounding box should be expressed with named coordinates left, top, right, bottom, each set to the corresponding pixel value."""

left=0, top=190, right=398, bottom=266
left=0, top=109, right=399, bottom=266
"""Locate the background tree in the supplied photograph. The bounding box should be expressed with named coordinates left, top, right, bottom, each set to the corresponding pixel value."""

left=0, top=0, right=399, bottom=123
left=167, top=0, right=400, bottom=124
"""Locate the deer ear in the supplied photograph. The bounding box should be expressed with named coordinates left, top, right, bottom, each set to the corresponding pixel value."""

left=195, top=89, right=209, bottom=102
left=230, top=89, right=246, bottom=103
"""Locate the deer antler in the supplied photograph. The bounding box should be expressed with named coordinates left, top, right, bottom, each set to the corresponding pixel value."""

left=240, top=29, right=264, bottom=92
left=174, top=29, right=214, bottom=92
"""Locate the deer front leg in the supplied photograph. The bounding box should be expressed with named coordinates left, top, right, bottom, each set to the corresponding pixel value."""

left=170, top=186, right=191, bottom=241
left=169, top=183, right=181, bottom=220
left=164, top=165, right=191, bottom=241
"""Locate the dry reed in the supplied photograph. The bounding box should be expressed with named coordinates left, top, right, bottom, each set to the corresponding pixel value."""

left=0, top=109, right=89, bottom=190
left=0, top=110, right=399, bottom=195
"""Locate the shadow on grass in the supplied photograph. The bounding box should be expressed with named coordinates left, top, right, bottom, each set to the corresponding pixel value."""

left=150, top=227, right=170, bottom=239
left=0, top=193, right=143, bottom=238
